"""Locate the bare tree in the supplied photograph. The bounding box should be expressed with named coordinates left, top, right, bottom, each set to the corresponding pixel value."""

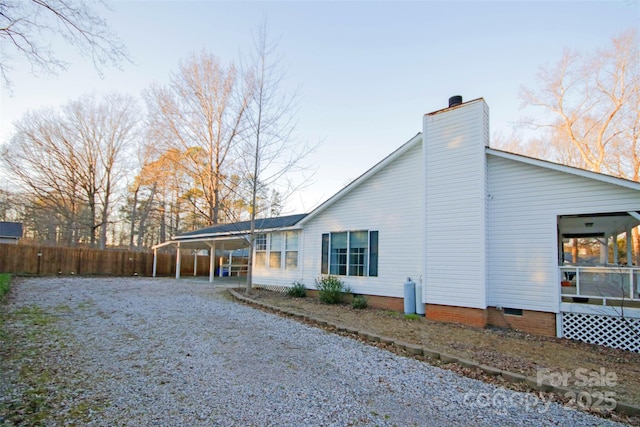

left=1, top=92, right=138, bottom=247
left=144, top=51, right=250, bottom=227
left=519, top=29, right=639, bottom=179
left=517, top=29, right=640, bottom=266
left=64, top=93, right=138, bottom=249
left=3, top=107, right=85, bottom=244
left=0, top=0, right=129, bottom=87
left=241, top=21, right=314, bottom=292
left=126, top=146, right=189, bottom=249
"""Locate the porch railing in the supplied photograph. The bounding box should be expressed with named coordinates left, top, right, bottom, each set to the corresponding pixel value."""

left=560, top=266, right=640, bottom=303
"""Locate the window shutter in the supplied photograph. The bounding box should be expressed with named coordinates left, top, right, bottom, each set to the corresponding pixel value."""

left=321, top=233, right=329, bottom=274
left=369, top=231, right=378, bottom=277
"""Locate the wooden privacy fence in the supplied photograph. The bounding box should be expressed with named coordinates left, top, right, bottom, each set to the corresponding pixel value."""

left=0, top=244, right=212, bottom=277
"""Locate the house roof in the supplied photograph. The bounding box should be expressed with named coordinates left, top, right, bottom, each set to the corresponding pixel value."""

left=0, top=222, right=23, bottom=239
left=152, top=213, right=309, bottom=251
left=175, top=213, right=308, bottom=241
left=486, top=148, right=640, bottom=192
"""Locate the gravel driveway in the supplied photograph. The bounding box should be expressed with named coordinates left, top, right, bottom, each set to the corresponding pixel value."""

left=0, top=277, right=626, bottom=426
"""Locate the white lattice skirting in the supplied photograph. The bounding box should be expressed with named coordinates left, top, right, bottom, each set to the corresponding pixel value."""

left=255, top=284, right=289, bottom=294
left=562, top=312, right=640, bottom=352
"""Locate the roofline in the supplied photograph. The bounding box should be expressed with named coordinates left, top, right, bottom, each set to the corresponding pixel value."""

left=425, top=97, right=485, bottom=117
left=299, top=132, right=423, bottom=225
left=486, top=148, right=640, bottom=191
left=151, top=234, right=249, bottom=250
left=174, top=224, right=303, bottom=242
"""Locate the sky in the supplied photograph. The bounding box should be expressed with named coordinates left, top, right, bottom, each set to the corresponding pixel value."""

left=1, top=0, right=639, bottom=214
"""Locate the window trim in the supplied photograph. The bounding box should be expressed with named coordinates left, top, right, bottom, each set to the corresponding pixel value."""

left=321, top=230, right=378, bottom=277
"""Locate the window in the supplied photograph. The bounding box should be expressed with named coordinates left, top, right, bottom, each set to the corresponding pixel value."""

left=255, top=234, right=267, bottom=269
left=285, top=231, right=299, bottom=269
left=254, top=232, right=300, bottom=271
left=321, top=230, right=378, bottom=277
left=255, top=234, right=267, bottom=251
left=270, top=233, right=282, bottom=269
left=349, top=231, right=368, bottom=276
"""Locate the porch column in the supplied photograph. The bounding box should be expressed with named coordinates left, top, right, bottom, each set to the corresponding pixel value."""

left=627, top=225, right=634, bottom=267
left=175, top=243, right=181, bottom=279
left=599, top=237, right=608, bottom=265
left=152, top=248, right=157, bottom=277
left=208, top=242, right=216, bottom=284
left=194, top=251, right=198, bottom=277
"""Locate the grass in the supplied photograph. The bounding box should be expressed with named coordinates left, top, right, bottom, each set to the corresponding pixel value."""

left=0, top=289, right=108, bottom=425
left=404, top=313, right=422, bottom=321
left=0, top=273, right=11, bottom=300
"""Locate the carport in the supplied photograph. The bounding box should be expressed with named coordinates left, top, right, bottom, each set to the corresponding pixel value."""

left=151, top=214, right=308, bottom=283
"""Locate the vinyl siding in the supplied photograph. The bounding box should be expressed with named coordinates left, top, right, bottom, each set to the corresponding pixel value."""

left=299, top=141, right=424, bottom=297
left=253, top=231, right=304, bottom=287
left=424, top=100, right=489, bottom=309
left=487, top=155, right=640, bottom=312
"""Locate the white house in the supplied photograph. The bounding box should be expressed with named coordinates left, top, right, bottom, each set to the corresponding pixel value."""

left=156, top=97, right=640, bottom=351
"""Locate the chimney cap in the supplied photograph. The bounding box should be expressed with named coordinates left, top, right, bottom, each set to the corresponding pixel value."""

left=448, top=95, right=463, bottom=108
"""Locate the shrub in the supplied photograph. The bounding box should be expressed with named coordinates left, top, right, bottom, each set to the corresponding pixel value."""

left=315, top=275, right=347, bottom=304
left=351, top=294, right=368, bottom=309
left=286, top=281, right=307, bottom=298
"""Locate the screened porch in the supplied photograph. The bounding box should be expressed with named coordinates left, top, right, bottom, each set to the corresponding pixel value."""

left=559, top=211, right=640, bottom=307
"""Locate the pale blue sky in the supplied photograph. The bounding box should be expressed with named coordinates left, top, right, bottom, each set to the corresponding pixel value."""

left=1, top=1, right=639, bottom=213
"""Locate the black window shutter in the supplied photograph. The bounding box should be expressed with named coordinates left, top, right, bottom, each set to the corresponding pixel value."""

left=321, top=233, right=329, bottom=274
left=369, top=231, right=378, bottom=277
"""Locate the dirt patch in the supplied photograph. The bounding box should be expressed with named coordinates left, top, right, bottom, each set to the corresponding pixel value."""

left=235, top=287, right=640, bottom=424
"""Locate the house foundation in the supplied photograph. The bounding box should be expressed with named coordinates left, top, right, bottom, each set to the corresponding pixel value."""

left=486, top=307, right=556, bottom=337
left=425, top=304, right=488, bottom=329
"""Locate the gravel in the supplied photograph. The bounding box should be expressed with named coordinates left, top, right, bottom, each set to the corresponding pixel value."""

left=0, top=277, right=627, bottom=426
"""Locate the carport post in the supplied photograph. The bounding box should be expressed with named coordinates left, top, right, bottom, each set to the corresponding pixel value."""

left=175, top=243, right=181, bottom=279
left=208, top=243, right=216, bottom=284
left=152, top=248, right=157, bottom=277
left=194, top=251, right=198, bottom=276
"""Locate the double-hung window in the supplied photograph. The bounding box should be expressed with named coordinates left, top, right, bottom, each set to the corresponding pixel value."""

left=254, top=234, right=267, bottom=269
left=269, top=233, right=282, bottom=268
left=285, top=231, right=299, bottom=269
left=254, top=231, right=300, bottom=270
left=321, top=230, right=378, bottom=277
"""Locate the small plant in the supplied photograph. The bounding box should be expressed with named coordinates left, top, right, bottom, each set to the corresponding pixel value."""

left=286, top=281, right=307, bottom=298
left=315, top=275, right=347, bottom=304
left=351, top=294, right=368, bottom=309
left=404, top=313, right=422, bottom=321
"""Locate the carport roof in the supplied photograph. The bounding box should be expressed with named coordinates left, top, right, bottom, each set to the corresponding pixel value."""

left=176, top=213, right=308, bottom=240
left=152, top=213, right=308, bottom=251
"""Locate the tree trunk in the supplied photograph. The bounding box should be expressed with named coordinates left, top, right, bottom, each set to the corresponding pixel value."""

left=129, top=186, right=139, bottom=250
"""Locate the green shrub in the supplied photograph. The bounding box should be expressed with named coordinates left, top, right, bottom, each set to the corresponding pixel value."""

left=315, top=275, right=347, bottom=304
left=0, top=273, right=10, bottom=300
left=351, top=294, right=368, bottom=309
left=286, top=281, right=307, bottom=298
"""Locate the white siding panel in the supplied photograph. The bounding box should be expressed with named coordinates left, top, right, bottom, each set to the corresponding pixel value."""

left=424, top=100, right=489, bottom=309
left=487, top=155, right=640, bottom=313
left=299, top=141, right=424, bottom=297
left=253, top=232, right=305, bottom=287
